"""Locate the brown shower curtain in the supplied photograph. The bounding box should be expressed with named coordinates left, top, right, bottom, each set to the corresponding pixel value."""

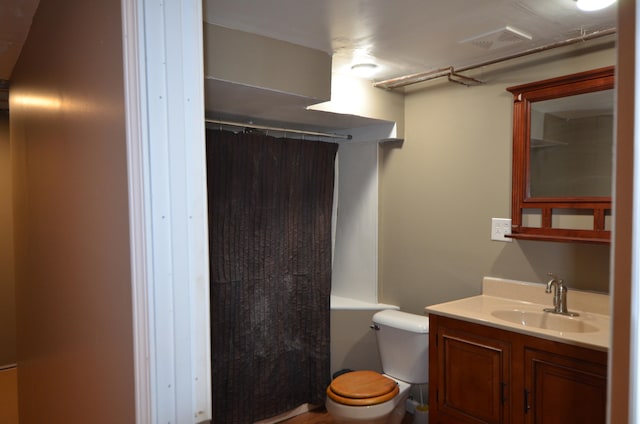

left=207, top=129, right=337, bottom=423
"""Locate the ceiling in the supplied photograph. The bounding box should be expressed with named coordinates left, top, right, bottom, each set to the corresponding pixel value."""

left=0, top=0, right=617, bottom=123
left=203, top=0, right=617, bottom=83
left=202, top=0, right=616, bottom=131
left=0, top=0, right=39, bottom=109
left=0, top=0, right=39, bottom=82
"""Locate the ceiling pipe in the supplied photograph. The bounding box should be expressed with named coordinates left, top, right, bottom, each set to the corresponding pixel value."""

left=373, top=27, right=617, bottom=90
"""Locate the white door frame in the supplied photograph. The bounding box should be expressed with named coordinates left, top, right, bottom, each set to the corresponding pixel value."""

left=121, top=0, right=211, bottom=422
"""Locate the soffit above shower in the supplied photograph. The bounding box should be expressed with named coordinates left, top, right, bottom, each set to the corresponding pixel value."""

left=203, top=23, right=391, bottom=132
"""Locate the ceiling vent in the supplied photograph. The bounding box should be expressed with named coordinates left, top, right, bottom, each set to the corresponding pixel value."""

left=460, top=26, right=532, bottom=50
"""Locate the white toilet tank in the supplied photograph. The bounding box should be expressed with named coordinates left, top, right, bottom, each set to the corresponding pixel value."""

left=372, top=309, right=429, bottom=384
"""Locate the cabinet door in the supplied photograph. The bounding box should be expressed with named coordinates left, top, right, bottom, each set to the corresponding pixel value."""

left=524, top=348, right=606, bottom=424
left=435, top=326, right=510, bottom=424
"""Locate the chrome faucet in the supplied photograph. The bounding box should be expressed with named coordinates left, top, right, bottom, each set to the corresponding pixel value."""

left=543, top=273, right=579, bottom=317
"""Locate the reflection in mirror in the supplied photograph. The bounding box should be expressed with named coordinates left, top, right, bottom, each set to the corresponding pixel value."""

left=529, top=90, right=614, bottom=198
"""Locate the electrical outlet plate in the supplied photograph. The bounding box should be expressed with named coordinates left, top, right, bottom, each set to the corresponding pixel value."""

left=491, top=218, right=512, bottom=242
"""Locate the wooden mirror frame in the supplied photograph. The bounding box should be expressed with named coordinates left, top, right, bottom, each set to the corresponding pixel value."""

left=506, top=66, right=614, bottom=244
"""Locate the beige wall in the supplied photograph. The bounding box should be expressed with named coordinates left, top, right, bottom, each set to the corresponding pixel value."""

left=330, top=309, right=383, bottom=375
left=0, top=112, right=16, bottom=366
left=379, top=40, right=615, bottom=315
left=10, top=0, right=135, bottom=422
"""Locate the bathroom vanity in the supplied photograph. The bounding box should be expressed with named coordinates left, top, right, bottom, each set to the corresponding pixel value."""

left=425, top=277, right=609, bottom=424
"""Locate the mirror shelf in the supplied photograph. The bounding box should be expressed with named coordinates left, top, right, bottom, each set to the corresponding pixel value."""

left=506, top=66, right=614, bottom=244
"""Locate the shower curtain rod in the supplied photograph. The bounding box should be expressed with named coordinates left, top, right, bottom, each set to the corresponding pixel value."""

left=205, top=118, right=353, bottom=140
left=374, top=27, right=617, bottom=90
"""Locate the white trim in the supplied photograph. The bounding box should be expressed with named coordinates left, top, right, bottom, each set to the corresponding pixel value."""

left=121, top=0, right=153, bottom=422
left=182, top=1, right=213, bottom=414
left=330, top=295, right=399, bottom=311
left=121, top=0, right=211, bottom=422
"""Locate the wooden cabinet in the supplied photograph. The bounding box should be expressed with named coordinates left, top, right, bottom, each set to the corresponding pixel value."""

left=429, top=314, right=607, bottom=424
left=524, top=348, right=607, bottom=424
left=432, top=320, right=510, bottom=423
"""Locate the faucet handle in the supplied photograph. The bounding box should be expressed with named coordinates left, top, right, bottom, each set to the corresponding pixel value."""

left=546, top=273, right=564, bottom=284
left=546, top=273, right=557, bottom=293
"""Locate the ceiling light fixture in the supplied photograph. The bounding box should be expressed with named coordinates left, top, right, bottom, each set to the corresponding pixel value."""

left=575, top=0, right=616, bottom=11
left=350, top=63, right=379, bottom=78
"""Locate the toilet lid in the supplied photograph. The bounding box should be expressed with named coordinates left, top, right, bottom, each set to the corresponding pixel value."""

left=326, top=370, right=399, bottom=406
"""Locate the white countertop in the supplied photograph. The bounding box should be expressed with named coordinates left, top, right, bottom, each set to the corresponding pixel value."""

left=424, top=277, right=610, bottom=351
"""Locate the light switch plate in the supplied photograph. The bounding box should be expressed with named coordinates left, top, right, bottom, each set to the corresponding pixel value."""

left=491, top=218, right=512, bottom=242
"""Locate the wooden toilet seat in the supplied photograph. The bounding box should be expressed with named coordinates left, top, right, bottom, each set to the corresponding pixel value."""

left=326, top=370, right=399, bottom=406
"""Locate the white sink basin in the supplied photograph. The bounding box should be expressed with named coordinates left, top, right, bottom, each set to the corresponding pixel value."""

left=491, top=309, right=599, bottom=333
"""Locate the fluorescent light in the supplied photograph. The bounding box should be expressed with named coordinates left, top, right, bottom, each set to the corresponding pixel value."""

left=350, top=63, right=378, bottom=78
left=576, top=0, right=616, bottom=11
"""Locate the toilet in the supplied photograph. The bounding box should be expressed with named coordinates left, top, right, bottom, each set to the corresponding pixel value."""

left=325, top=309, right=430, bottom=424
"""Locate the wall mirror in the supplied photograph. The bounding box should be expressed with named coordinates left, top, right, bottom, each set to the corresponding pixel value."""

left=506, top=66, right=614, bottom=244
